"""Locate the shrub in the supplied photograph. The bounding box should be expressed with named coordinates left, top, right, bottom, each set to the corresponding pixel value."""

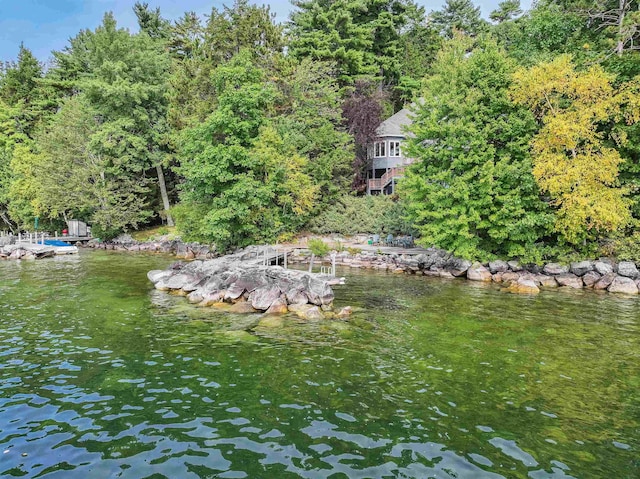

left=602, top=232, right=640, bottom=262
left=308, top=238, right=331, bottom=257
left=307, top=195, right=414, bottom=236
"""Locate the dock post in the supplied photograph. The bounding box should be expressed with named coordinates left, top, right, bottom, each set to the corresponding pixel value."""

left=332, top=254, right=336, bottom=277
left=284, top=250, right=287, bottom=270
left=18, top=232, right=21, bottom=243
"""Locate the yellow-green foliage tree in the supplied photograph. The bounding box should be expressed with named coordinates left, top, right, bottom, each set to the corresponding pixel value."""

left=511, top=54, right=639, bottom=246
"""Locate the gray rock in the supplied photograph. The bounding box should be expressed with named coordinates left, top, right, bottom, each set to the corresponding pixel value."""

left=535, top=274, right=558, bottom=288
left=594, top=272, right=617, bottom=290
left=489, top=259, right=509, bottom=274
left=581, top=271, right=601, bottom=288
left=446, top=258, right=472, bottom=277
left=594, top=261, right=614, bottom=275
left=608, top=276, right=639, bottom=295
left=617, top=261, right=639, bottom=279
left=466, top=262, right=492, bottom=282
left=555, top=273, right=583, bottom=289
left=569, top=261, right=593, bottom=277
left=285, top=288, right=309, bottom=305
left=507, top=260, right=523, bottom=272
left=249, top=286, right=282, bottom=311
left=543, top=263, right=569, bottom=275
left=488, top=260, right=509, bottom=274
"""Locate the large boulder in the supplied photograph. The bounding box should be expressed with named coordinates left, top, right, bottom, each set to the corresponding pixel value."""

left=507, top=260, right=523, bottom=272
left=265, top=297, right=288, bottom=315
left=608, top=276, right=639, bottom=295
left=581, top=271, right=601, bottom=288
left=569, top=261, right=593, bottom=277
left=446, top=258, right=472, bottom=277
left=555, top=273, right=583, bottom=289
left=543, top=263, right=569, bottom=275
left=504, top=278, right=540, bottom=294
left=466, top=262, right=492, bottom=282
left=535, top=274, right=558, bottom=288
left=617, top=261, right=639, bottom=279
left=594, top=261, right=614, bottom=275
left=594, top=272, right=617, bottom=290
left=249, top=286, right=282, bottom=311
left=488, top=260, right=509, bottom=274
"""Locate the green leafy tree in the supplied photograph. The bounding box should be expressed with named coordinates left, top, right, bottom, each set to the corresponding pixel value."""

left=400, top=37, right=553, bottom=261
left=177, top=52, right=317, bottom=250
left=272, top=58, right=354, bottom=205
left=50, top=12, right=174, bottom=230
left=493, top=2, right=590, bottom=66
left=31, top=96, right=151, bottom=238
left=511, top=55, right=639, bottom=245
left=167, top=0, right=283, bottom=130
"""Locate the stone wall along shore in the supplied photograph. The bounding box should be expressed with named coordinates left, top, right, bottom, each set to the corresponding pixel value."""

left=286, top=247, right=640, bottom=295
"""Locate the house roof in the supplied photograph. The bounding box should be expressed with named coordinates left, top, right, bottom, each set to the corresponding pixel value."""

left=376, top=108, right=413, bottom=138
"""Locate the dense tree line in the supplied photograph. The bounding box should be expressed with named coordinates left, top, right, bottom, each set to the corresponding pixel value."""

left=1, top=0, right=640, bottom=260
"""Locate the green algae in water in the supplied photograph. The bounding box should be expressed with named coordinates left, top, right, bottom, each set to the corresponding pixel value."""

left=0, top=251, right=639, bottom=478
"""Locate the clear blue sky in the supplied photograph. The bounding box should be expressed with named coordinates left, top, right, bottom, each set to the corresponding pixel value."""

left=0, top=0, right=533, bottom=64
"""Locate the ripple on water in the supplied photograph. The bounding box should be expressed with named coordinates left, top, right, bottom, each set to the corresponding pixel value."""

left=0, top=253, right=638, bottom=478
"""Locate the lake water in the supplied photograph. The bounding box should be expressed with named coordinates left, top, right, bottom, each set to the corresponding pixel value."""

left=0, top=250, right=638, bottom=478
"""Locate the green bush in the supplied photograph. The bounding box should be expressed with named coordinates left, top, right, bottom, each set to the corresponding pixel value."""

left=308, top=238, right=331, bottom=257
left=307, top=195, right=414, bottom=236
left=602, top=232, right=640, bottom=262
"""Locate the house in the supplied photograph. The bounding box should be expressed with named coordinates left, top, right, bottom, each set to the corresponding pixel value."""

left=367, top=108, right=415, bottom=195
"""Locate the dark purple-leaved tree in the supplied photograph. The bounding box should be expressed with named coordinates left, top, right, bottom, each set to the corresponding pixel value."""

left=342, top=80, right=387, bottom=190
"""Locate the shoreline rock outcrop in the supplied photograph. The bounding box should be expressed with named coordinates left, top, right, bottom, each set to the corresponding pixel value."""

left=148, top=246, right=342, bottom=316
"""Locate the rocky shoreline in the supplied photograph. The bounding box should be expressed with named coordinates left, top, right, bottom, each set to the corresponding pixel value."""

left=285, top=247, right=640, bottom=295
left=84, top=238, right=217, bottom=259
left=85, top=237, right=640, bottom=296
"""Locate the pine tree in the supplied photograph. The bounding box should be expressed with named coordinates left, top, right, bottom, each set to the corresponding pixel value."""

left=430, top=0, right=488, bottom=38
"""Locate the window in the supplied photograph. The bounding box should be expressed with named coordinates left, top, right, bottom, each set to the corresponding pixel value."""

left=389, top=141, right=401, bottom=157
left=374, top=141, right=386, bottom=157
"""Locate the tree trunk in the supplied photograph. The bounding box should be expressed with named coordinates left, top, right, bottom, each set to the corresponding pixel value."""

left=617, top=0, right=626, bottom=56
left=156, top=164, right=174, bottom=227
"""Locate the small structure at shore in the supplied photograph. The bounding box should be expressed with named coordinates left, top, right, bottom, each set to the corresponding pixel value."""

left=148, top=246, right=345, bottom=318
left=0, top=234, right=79, bottom=260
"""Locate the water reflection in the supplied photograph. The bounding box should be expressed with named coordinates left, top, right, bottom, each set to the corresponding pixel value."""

left=0, top=252, right=638, bottom=478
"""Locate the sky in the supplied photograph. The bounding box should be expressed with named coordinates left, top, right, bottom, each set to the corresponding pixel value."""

left=0, top=0, right=533, bottom=64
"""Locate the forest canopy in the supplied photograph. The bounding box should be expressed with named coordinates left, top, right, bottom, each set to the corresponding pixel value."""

left=2, top=0, right=640, bottom=261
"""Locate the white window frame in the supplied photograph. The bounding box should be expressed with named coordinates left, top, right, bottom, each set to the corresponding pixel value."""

left=373, top=141, right=386, bottom=158
left=388, top=141, right=401, bottom=157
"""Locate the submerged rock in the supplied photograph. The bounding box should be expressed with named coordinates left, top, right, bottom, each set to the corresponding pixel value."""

left=504, top=278, right=540, bottom=294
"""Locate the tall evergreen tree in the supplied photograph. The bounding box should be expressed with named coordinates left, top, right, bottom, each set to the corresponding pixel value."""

left=430, top=0, right=488, bottom=38
left=400, top=37, right=553, bottom=260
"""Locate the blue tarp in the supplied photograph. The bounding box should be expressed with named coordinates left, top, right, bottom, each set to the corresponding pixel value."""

left=44, top=240, right=73, bottom=247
